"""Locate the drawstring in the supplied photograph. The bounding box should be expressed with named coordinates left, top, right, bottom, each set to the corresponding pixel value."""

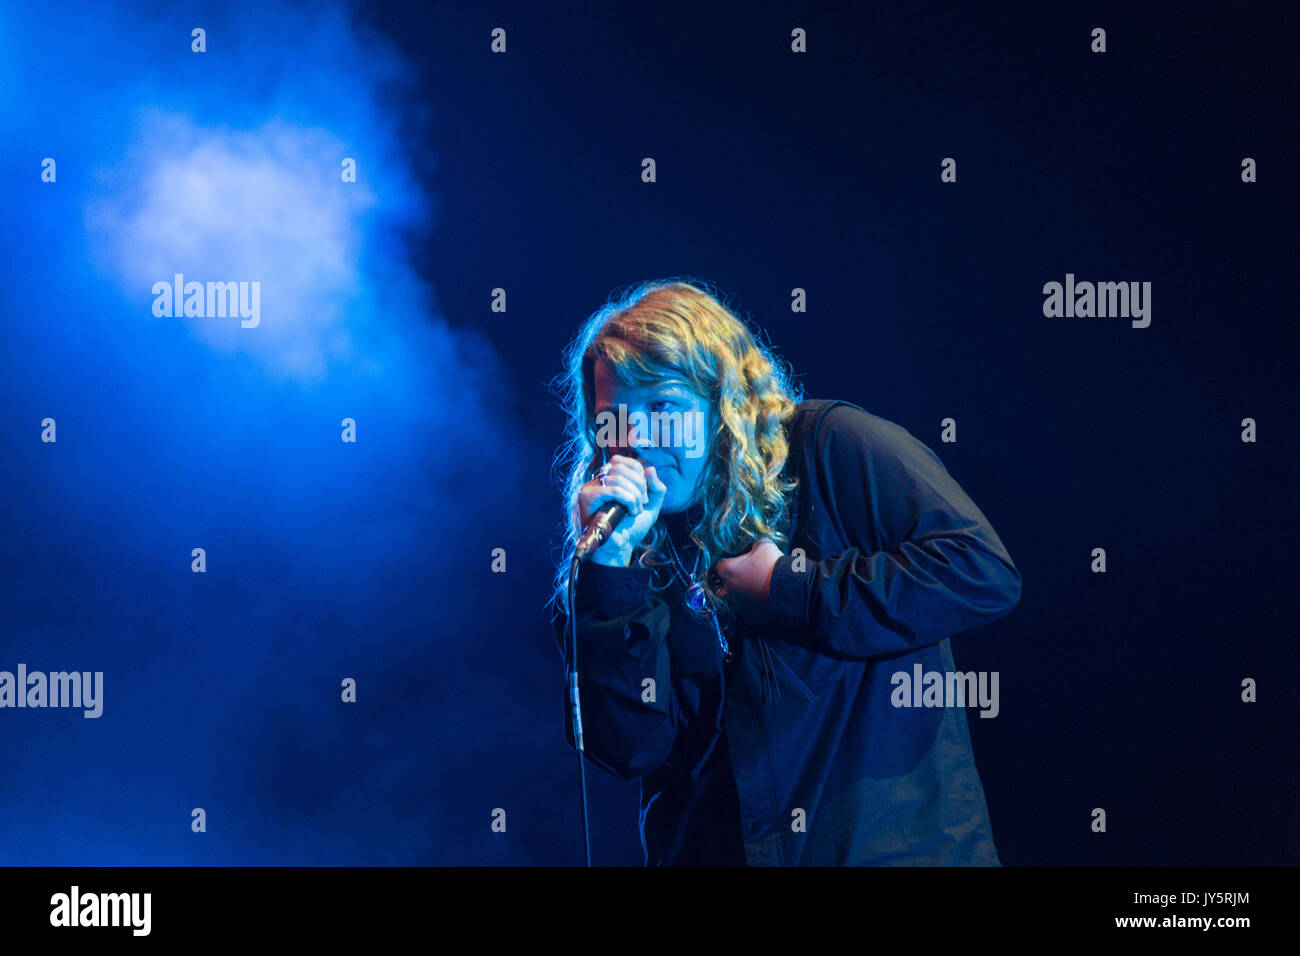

left=756, top=637, right=782, bottom=706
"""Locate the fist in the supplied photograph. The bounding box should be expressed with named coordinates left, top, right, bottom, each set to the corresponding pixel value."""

left=711, top=539, right=784, bottom=624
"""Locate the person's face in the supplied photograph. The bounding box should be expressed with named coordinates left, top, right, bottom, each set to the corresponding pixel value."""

left=591, top=356, right=713, bottom=515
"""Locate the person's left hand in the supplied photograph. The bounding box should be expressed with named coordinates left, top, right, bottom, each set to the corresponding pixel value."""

left=711, top=539, right=784, bottom=624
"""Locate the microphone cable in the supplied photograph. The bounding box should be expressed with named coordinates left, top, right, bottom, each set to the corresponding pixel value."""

left=566, top=555, right=593, bottom=867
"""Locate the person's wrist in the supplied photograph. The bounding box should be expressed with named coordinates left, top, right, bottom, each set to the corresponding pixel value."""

left=765, top=553, right=812, bottom=629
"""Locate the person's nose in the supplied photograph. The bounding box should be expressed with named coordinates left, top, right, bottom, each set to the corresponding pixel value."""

left=623, top=417, right=654, bottom=456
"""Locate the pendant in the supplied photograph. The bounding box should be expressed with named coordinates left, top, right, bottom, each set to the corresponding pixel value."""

left=685, top=582, right=709, bottom=613
left=678, top=564, right=730, bottom=662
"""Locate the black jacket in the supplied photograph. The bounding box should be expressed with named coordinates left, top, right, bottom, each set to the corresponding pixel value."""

left=553, top=399, right=1022, bottom=865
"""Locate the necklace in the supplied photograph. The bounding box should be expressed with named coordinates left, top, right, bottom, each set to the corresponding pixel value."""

left=663, top=532, right=731, bottom=662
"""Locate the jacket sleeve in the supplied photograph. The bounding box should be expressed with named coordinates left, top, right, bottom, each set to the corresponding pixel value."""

left=552, top=560, right=680, bottom=780
left=764, top=404, right=1022, bottom=659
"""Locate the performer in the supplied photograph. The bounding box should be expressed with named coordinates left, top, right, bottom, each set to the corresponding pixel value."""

left=549, top=278, right=1022, bottom=865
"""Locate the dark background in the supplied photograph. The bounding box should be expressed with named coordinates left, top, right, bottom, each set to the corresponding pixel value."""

left=1, top=0, right=1295, bottom=865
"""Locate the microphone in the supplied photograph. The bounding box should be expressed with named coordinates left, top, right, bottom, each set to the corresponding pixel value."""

left=574, top=501, right=628, bottom=563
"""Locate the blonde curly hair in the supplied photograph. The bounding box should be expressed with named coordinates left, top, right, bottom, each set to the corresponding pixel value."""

left=549, top=277, right=804, bottom=620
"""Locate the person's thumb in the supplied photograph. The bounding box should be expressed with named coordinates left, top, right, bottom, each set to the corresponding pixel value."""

left=646, top=465, right=667, bottom=500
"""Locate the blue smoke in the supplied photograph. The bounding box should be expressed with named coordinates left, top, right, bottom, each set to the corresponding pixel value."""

left=0, top=0, right=532, bottom=863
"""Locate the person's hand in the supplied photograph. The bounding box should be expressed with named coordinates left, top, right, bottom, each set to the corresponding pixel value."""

left=573, top=455, right=668, bottom=566
left=712, top=538, right=784, bottom=624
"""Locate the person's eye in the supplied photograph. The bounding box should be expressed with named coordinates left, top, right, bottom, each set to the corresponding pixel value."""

left=650, top=399, right=674, bottom=412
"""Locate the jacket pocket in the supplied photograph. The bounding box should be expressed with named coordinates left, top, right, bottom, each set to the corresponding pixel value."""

left=766, top=633, right=859, bottom=700
left=761, top=638, right=819, bottom=703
